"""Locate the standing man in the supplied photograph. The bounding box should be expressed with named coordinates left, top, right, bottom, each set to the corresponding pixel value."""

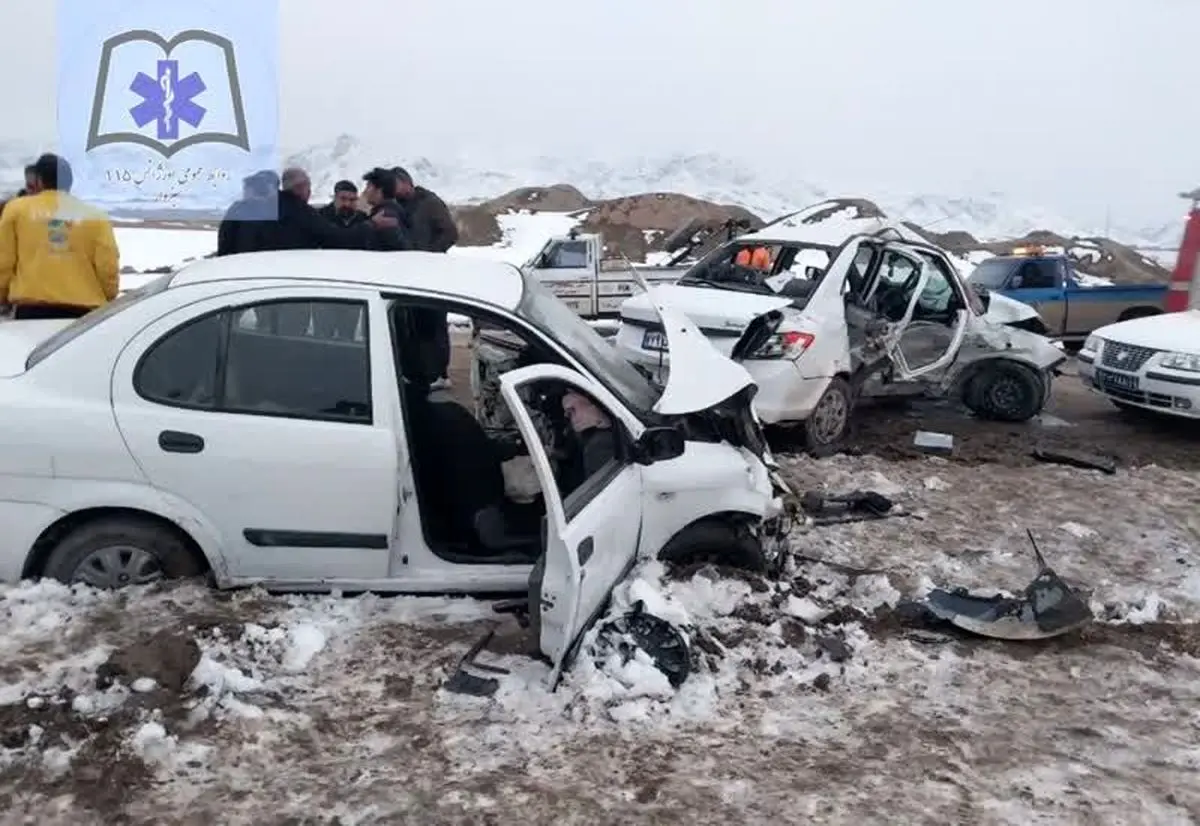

left=217, top=170, right=279, bottom=257
left=319, top=180, right=368, bottom=228
left=361, top=168, right=411, bottom=251
left=0, top=153, right=119, bottom=320
left=392, top=166, right=459, bottom=388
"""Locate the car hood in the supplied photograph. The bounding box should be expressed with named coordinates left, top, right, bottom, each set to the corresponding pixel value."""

left=983, top=292, right=1038, bottom=324
left=1097, top=309, right=1200, bottom=352
left=642, top=289, right=762, bottom=416
left=621, top=284, right=792, bottom=334
left=0, top=318, right=74, bottom=377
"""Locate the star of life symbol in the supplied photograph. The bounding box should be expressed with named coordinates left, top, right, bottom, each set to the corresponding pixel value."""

left=130, top=59, right=206, bottom=140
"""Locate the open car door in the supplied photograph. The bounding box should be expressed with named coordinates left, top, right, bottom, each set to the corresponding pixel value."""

left=498, top=363, right=646, bottom=686
left=879, top=243, right=969, bottom=380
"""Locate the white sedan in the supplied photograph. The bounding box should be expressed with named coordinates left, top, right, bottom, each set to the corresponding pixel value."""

left=1078, top=309, right=1200, bottom=419
left=0, top=250, right=787, bottom=683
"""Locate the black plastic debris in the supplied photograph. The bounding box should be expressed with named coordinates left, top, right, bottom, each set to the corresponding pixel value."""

left=1031, top=446, right=1117, bottom=475
left=596, top=601, right=691, bottom=688
left=800, top=489, right=918, bottom=526
left=443, top=626, right=510, bottom=698
left=923, top=530, right=1093, bottom=640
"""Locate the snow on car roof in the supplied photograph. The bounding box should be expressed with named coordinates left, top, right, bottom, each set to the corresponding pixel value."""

left=745, top=204, right=930, bottom=248
left=169, top=250, right=527, bottom=309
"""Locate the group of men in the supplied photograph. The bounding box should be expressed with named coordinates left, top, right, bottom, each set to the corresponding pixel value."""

left=216, top=164, right=459, bottom=386
left=0, top=153, right=120, bottom=320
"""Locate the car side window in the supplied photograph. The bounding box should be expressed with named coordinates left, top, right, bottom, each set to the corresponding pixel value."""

left=223, top=300, right=372, bottom=422
left=1011, top=260, right=1057, bottom=289
left=134, top=298, right=373, bottom=424
left=136, top=314, right=223, bottom=407
left=543, top=240, right=589, bottom=269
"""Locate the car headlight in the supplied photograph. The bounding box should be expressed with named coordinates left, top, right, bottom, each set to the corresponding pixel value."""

left=1160, top=351, right=1200, bottom=372
left=1083, top=334, right=1102, bottom=353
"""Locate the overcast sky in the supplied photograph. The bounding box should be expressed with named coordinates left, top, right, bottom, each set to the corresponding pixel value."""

left=3, top=0, right=1196, bottom=226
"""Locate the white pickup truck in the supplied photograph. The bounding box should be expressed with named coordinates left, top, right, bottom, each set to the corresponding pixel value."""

left=520, top=222, right=744, bottom=319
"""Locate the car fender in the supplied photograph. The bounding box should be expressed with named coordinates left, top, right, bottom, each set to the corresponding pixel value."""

left=29, top=481, right=232, bottom=583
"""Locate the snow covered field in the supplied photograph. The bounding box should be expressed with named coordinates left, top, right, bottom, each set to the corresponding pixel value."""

left=1, top=455, right=1197, bottom=825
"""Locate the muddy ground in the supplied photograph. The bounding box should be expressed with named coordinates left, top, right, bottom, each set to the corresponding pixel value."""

left=0, top=343, right=1196, bottom=824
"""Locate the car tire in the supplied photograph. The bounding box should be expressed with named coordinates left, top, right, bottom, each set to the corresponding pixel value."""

left=802, top=377, right=854, bottom=455
left=41, top=516, right=204, bottom=589
left=965, top=362, right=1045, bottom=422
left=657, top=518, right=767, bottom=573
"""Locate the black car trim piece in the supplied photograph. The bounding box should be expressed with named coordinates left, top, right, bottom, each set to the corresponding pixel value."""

left=618, top=316, right=744, bottom=338
left=243, top=529, right=389, bottom=549
left=1145, top=371, right=1200, bottom=387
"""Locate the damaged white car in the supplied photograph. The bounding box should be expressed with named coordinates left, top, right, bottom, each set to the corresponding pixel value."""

left=0, top=250, right=789, bottom=685
left=616, top=218, right=1066, bottom=450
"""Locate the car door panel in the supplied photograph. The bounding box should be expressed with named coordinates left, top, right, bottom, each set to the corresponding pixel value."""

left=110, top=287, right=399, bottom=583
left=497, top=363, right=644, bottom=685
left=875, top=244, right=968, bottom=380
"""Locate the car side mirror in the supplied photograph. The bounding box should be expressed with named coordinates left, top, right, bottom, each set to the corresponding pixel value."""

left=632, top=426, right=685, bottom=465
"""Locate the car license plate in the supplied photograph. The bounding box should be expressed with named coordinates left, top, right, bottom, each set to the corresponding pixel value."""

left=1095, top=368, right=1139, bottom=392
left=642, top=330, right=667, bottom=351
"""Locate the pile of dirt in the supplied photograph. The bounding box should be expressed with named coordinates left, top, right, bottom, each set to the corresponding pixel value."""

left=451, top=185, right=763, bottom=258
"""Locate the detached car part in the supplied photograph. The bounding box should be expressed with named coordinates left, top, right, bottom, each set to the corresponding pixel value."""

left=923, top=530, right=1092, bottom=640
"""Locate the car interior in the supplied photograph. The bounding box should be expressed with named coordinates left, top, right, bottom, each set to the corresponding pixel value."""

left=388, top=299, right=626, bottom=565
left=678, top=241, right=833, bottom=307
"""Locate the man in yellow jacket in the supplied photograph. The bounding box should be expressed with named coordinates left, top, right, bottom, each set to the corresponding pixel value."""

left=0, top=154, right=119, bottom=320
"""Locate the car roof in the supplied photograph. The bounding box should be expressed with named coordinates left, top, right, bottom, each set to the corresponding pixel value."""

left=749, top=215, right=929, bottom=247
left=168, top=250, right=526, bottom=309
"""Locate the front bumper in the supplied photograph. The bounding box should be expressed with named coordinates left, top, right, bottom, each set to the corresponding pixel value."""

left=1078, top=352, right=1200, bottom=418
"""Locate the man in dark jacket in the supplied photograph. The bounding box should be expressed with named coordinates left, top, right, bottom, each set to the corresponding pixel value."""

left=216, top=170, right=279, bottom=256
left=391, top=167, right=458, bottom=253
left=318, top=180, right=368, bottom=228
left=361, top=168, right=411, bottom=252
left=393, top=166, right=458, bottom=387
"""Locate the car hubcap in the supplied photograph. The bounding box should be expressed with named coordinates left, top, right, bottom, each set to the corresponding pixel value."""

left=812, top=389, right=848, bottom=444
left=73, top=545, right=163, bottom=589
left=987, top=377, right=1024, bottom=416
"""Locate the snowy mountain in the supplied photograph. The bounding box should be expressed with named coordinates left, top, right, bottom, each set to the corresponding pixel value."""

left=0, top=134, right=1182, bottom=251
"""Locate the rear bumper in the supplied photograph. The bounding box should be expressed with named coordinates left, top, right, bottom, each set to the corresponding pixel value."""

left=1078, top=354, right=1200, bottom=418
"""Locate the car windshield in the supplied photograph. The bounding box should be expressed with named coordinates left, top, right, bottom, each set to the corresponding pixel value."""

left=967, top=258, right=1014, bottom=290
left=25, top=273, right=175, bottom=370
left=516, top=273, right=661, bottom=413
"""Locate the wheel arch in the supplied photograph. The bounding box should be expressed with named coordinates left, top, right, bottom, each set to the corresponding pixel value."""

left=1116, top=305, right=1162, bottom=323
left=655, top=510, right=768, bottom=572
left=23, top=506, right=212, bottom=580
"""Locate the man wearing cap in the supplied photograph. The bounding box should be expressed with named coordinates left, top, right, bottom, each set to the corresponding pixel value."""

left=318, top=180, right=368, bottom=229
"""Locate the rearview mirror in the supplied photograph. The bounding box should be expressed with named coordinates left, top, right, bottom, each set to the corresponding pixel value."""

left=632, top=426, right=685, bottom=465
left=804, top=266, right=824, bottom=279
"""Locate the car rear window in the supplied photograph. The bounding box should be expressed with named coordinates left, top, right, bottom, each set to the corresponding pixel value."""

left=25, top=273, right=174, bottom=370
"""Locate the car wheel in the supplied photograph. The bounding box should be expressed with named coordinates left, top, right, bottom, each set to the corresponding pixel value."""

left=657, top=518, right=767, bottom=573
left=965, top=362, right=1045, bottom=422
left=42, top=516, right=204, bottom=589
left=802, top=377, right=853, bottom=454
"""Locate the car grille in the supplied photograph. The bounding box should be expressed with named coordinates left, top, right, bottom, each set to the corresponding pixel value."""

left=1099, top=341, right=1158, bottom=371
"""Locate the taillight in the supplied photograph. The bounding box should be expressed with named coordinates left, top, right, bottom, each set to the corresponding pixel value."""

left=745, top=331, right=814, bottom=360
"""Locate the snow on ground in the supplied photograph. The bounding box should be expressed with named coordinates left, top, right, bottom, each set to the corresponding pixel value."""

left=113, top=228, right=216, bottom=274
left=1, top=455, right=1198, bottom=824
